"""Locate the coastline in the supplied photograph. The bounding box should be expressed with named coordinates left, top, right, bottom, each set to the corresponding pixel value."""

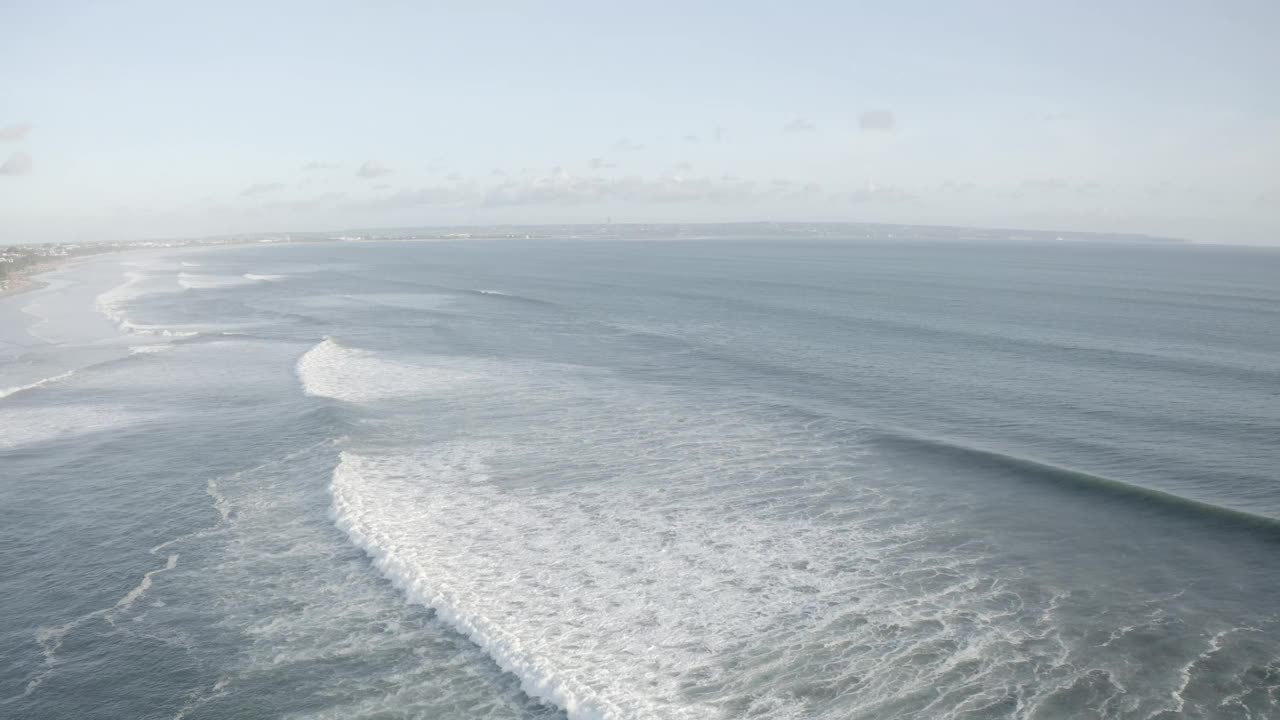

left=0, top=261, right=61, bottom=299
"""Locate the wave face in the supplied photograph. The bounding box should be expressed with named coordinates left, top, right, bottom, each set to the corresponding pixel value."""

left=876, top=432, right=1280, bottom=534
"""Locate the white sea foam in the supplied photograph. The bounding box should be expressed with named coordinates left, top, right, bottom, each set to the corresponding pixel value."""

left=319, top=346, right=1098, bottom=720
left=22, top=553, right=179, bottom=698
left=170, top=677, right=230, bottom=720
left=0, top=369, right=75, bottom=400
left=131, top=437, right=548, bottom=719
left=295, top=338, right=481, bottom=402
left=0, top=405, right=148, bottom=449
left=243, top=273, right=285, bottom=282
left=331, top=442, right=1030, bottom=720
left=118, top=320, right=200, bottom=338
left=177, top=272, right=259, bottom=290
left=319, top=343, right=1268, bottom=719
left=95, top=269, right=196, bottom=339
left=95, top=271, right=147, bottom=327
left=349, top=293, right=455, bottom=310
left=129, top=344, right=176, bottom=355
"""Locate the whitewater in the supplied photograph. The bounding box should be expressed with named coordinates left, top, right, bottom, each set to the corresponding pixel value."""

left=3, top=238, right=1279, bottom=720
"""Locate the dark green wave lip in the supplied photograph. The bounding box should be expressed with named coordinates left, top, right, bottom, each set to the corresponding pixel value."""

left=877, top=431, right=1280, bottom=539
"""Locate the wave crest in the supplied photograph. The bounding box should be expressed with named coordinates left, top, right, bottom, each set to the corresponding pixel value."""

left=295, top=338, right=480, bottom=402
left=177, top=273, right=258, bottom=290
left=95, top=270, right=198, bottom=339
left=0, top=370, right=75, bottom=400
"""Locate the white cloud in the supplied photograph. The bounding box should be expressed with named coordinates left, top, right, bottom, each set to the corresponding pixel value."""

left=796, top=181, right=824, bottom=197
left=1020, top=178, right=1100, bottom=195
left=482, top=171, right=760, bottom=207
left=939, top=180, right=976, bottom=193
left=0, top=123, right=31, bottom=142
left=356, top=186, right=471, bottom=210
left=857, top=110, right=895, bottom=131
left=839, top=182, right=916, bottom=203
left=0, top=151, right=32, bottom=176
left=784, top=117, right=816, bottom=133
left=1020, top=178, right=1070, bottom=192
left=357, top=160, right=391, bottom=178
left=301, top=161, right=341, bottom=171
left=242, top=182, right=285, bottom=197
left=612, top=138, right=646, bottom=152
left=771, top=179, right=824, bottom=198
left=237, top=191, right=348, bottom=214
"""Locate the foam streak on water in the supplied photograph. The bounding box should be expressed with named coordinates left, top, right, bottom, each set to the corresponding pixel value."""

left=0, top=405, right=148, bottom=449
left=12, top=553, right=179, bottom=701
left=0, top=369, right=75, bottom=399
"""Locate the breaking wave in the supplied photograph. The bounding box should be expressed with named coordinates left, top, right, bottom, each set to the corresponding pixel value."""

left=177, top=273, right=259, bottom=290
left=94, top=271, right=147, bottom=328
left=328, top=431, right=1121, bottom=720
left=295, top=337, right=482, bottom=402
left=469, top=288, right=556, bottom=306
left=95, top=270, right=197, bottom=338
left=0, top=370, right=75, bottom=400
left=309, top=341, right=1280, bottom=719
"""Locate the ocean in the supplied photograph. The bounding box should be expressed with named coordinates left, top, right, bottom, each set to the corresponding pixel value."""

left=1, top=238, right=1278, bottom=719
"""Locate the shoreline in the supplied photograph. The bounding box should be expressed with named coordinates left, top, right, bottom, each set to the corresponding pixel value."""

left=0, top=260, right=63, bottom=300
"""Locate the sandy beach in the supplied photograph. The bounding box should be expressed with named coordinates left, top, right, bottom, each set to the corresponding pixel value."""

left=0, top=261, right=61, bottom=299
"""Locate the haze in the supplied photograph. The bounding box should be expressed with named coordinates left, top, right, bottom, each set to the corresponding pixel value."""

left=2, top=1, right=1277, bottom=244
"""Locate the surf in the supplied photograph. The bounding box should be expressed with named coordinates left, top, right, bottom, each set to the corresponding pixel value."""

left=96, top=268, right=198, bottom=338
left=295, top=337, right=485, bottom=402
left=0, top=370, right=75, bottom=400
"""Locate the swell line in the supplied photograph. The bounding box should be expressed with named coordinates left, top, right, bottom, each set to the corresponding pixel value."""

left=877, top=431, right=1280, bottom=538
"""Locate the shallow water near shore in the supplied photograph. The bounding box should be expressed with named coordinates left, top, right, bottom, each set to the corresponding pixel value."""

left=2, top=239, right=1279, bottom=719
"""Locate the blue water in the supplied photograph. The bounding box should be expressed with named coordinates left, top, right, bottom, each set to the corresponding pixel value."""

left=2, top=239, right=1278, bottom=719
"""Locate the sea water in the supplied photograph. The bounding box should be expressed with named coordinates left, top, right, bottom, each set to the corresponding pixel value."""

left=2, top=239, right=1278, bottom=719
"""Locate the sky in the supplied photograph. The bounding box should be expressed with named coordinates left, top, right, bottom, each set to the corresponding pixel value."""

left=1, top=0, right=1277, bottom=244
